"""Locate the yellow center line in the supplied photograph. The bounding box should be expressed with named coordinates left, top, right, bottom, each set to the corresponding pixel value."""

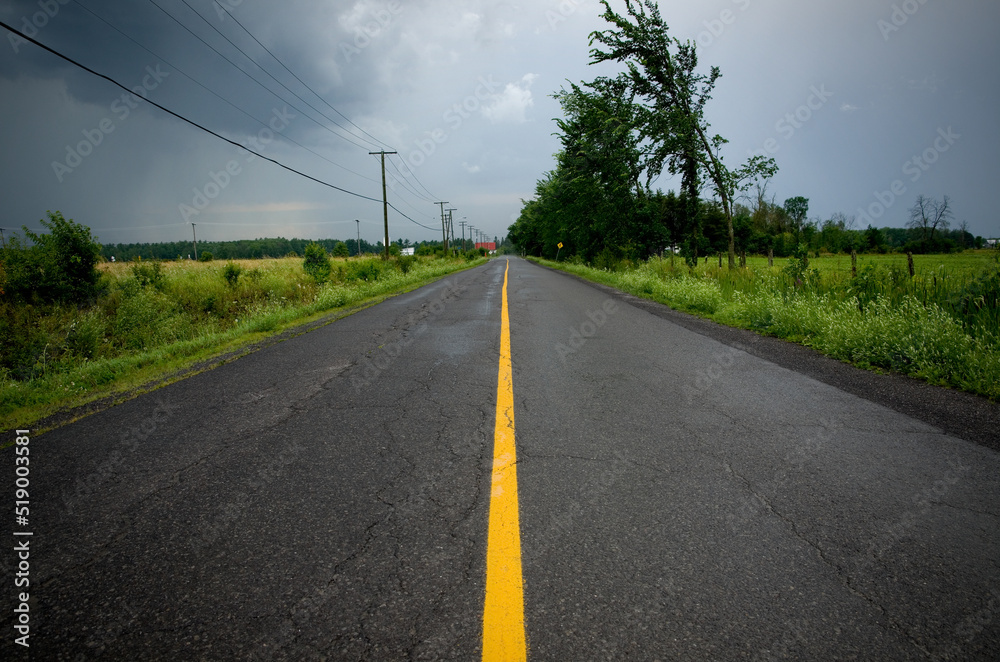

left=482, top=259, right=527, bottom=661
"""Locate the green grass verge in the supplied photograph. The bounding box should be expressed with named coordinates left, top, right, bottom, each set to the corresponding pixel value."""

left=1, top=256, right=487, bottom=432
left=532, top=255, right=1000, bottom=401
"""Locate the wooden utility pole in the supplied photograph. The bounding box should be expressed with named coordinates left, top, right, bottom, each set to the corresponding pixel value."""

left=370, top=150, right=397, bottom=259
left=355, top=219, right=360, bottom=257
left=445, top=208, right=457, bottom=255
left=434, top=201, right=449, bottom=252
left=459, top=220, right=467, bottom=252
left=191, top=223, right=197, bottom=260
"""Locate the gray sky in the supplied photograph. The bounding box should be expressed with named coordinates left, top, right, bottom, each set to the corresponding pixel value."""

left=1, top=0, right=998, bottom=246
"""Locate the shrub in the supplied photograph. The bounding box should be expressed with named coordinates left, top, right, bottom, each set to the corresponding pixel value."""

left=302, top=243, right=332, bottom=283
left=131, top=260, right=165, bottom=289
left=397, top=255, right=416, bottom=274
left=347, top=258, right=384, bottom=282
left=1, top=211, right=102, bottom=304
left=199, top=251, right=214, bottom=262
left=0, top=302, right=49, bottom=379
left=332, top=242, right=350, bottom=258
left=65, top=310, right=105, bottom=359
left=223, top=261, right=243, bottom=287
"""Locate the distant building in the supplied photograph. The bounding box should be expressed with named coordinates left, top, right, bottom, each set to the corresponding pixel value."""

left=475, top=242, right=497, bottom=254
left=401, top=247, right=415, bottom=256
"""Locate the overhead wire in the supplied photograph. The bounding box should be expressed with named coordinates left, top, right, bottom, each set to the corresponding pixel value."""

left=155, top=1, right=449, bottom=226
left=209, top=0, right=394, bottom=153
left=0, top=19, right=385, bottom=204
left=70, top=0, right=378, bottom=185
left=145, top=0, right=378, bottom=153
left=173, top=0, right=388, bottom=153
left=386, top=159, right=436, bottom=203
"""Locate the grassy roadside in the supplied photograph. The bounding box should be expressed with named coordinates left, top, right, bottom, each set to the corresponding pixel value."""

left=1, top=255, right=487, bottom=433
left=530, top=254, right=1000, bottom=401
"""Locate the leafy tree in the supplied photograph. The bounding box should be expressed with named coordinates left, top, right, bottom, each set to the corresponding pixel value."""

left=863, top=225, right=886, bottom=253
left=1, top=211, right=102, bottom=304
left=588, top=0, right=777, bottom=268
left=783, top=197, right=809, bottom=240
left=331, top=241, right=350, bottom=258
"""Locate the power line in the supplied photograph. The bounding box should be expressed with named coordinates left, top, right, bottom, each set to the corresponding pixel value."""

left=0, top=18, right=383, bottom=204
left=386, top=158, right=436, bottom=203
left=387, top=157, right=440, bottom=201
left=210, top=0, right=394, bottom=153
left=145, top=0, right=377, bottom=153
left=382, top=158, right=436, bottom=205
left=387, top=203, right=439, bottom=232
left=174, top=0, right=386, bottom=153
left=70, top=0, right=377, bottom=185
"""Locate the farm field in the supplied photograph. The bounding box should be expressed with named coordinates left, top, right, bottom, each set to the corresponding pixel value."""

left=0, top=254, right=486, bottom=431
left=535, top=250, right=1000, bottom=400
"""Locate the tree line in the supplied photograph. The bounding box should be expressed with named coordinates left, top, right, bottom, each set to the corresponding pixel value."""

left=507, top=0, right=984, bottom=264
left=102, top=237, right=431, bottom=262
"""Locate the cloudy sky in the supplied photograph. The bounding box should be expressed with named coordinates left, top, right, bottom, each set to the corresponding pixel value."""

left=1, top=0, right=998, bottom=247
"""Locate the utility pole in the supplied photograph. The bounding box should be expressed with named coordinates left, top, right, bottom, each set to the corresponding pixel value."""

left=445, top=208, right=457, bottom=255
left=355, top=219, right=360, bottom=256
left=370, top=150, right=397, bottom=259
left=191, top=223, right=197, bottom=260
left=459, top=219, right=467, bottom=252
left=434, top=201, right=449, bottom=253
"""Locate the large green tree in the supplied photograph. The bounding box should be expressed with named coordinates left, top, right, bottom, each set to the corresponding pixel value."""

left=588, top=0, right=777, bottom=268
left=509, top=83, right=668, bottom=261
left=2, top=211, right=102, bottom=304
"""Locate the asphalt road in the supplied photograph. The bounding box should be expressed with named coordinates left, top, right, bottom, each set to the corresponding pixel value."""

left=3, top=257, right=999, bottom=660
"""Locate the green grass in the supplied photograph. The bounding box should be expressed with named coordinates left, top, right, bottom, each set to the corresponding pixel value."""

left=1, top=255, right=486, bottom=432
left=534, top=251, right=1000, bottom=400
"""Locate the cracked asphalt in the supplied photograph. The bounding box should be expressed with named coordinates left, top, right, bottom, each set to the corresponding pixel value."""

left=3, top=257, right=999, bottom=660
